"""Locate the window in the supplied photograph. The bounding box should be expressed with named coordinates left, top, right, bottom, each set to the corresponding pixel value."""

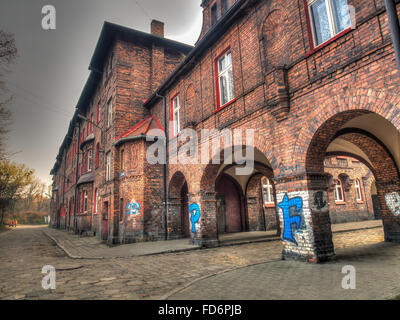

left=107, top=99, right=113, bottom=128
left=334, top=179, right=345, bottom=202
left=171, top=95, right=181, bottom=136
left=355, top=179, right=363, bottom=201
left=88, top=149, right=92, bottom=171
left=97, top=103, right=100, bottom=123
left=106, top=151, right=111, bottom=181
left=308, top=0, right=351, bottom=47
left=83, top=191, right=88, bottom=212
left=211, top=3, right=218, bottom=26
left=221, top=0, right=228, bottom=14
left=94, top=188, right=100, bottom=214
left=261, top=177, right=275, bottom=205
left=337, top=157, right=348, bottom=167
left=217, top=50, right=234, bottom=108
left=120, top=149, right=125, bottom=171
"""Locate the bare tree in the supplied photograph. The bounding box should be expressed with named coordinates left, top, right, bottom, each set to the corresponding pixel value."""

left=0, top=30, right=18, bottom=160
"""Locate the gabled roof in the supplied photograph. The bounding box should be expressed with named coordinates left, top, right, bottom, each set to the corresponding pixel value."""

left=114, top=115, right=164, bottom=146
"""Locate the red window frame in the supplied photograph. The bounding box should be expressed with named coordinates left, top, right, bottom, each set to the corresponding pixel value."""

left=303, top=0, right=353, bottom=57
left=95, top=143, right=100, bottom=168
left=214, top=47, right=236, bottom=112
left=97, top=103, right=100, bottom=124
left=94, top=188, right=98, bottom=214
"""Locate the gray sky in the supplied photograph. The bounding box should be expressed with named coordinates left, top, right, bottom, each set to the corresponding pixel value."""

left=0, top=0, right=203, bottom=186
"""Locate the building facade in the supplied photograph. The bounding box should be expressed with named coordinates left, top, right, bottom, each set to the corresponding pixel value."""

left=51, top=0, right=400, bottom=263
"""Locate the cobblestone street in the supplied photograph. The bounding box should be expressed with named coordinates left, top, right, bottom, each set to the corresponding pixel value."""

left=0, top=223, right=398, bottom=300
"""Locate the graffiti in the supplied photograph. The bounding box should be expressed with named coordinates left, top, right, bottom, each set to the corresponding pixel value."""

left=385, top=192, right=400, bottom=216
left=313, top=191, right=327, bottom=210
left=278, top=163, right=301, bottom=174
left=189, top=203, right=201, bottom=233
left=126, top=199, right=141, bottom=216
left=278, top=193, right=304, bottom=245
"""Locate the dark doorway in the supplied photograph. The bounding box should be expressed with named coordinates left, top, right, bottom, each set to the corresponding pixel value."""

left=181, top=182, right=189, bottom=238
left=216, top=173, right=244, bottom=234
left=102, top=201, right=109, bottom=241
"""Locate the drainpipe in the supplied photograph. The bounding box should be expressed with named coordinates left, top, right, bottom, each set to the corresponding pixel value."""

left=385, top=0, right=400, bottom=74
left=156, top=92, right=169, bottom=241
left=73, top=121, right=81, bottom=234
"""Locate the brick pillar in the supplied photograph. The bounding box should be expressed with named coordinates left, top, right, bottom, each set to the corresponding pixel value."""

left=275, top=175, right=335, bottom=263
left=377, top=181, right=400, bottom=242
left=188, top=191, right=219, bottom=247
left=167, top=196, right=182, bottom=240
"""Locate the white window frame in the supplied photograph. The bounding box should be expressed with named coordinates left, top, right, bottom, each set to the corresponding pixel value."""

left=106, top=151, right=111, bottom=181
left=107, top=99, right=113, bottom=128
left=172, top=95, right=181, bottom=136
left=94, top=189, right=99, bottom=214
left=334, top=179, right=345, bottom=202
left=88, top=149, right=92, bottom=172
left=262, top=177, right=275, bottom=205
left=307, top=0, right=351, bottom=48
left=217, top=50, right=234, bottom=107
left=355, top=179, right=363, bottom=201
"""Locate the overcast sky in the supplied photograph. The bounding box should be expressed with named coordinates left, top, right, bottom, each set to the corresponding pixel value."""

left=0, top=0, right=203, bottom=186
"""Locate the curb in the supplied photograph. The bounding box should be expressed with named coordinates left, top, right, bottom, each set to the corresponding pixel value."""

left=42, top=230, right=104, bottom=260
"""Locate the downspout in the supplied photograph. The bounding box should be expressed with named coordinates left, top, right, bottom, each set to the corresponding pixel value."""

left=156, top=92, right=169, bottom=241
left=73, top=121, right=81, bottom=233
left=385, top=0, right=400, bottom=74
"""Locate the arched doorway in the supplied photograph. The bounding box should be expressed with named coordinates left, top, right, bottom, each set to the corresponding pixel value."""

left=169, top=171, right=190, bottom=239
left=305, top=111, right=400, bottom=258
left=216, top=173, right=245, bottom=234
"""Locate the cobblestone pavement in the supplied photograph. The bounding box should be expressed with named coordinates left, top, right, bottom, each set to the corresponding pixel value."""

left=0, top=223, right=395, bottom=300
left=168, top=228, right=400, bottom=300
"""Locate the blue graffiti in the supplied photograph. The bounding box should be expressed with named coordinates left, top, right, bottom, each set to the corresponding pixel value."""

left=189, top=203, right=201, bottom=233
left=278, top=193, right=304, bottom=245
left=126, top=200, right=141, bottom=216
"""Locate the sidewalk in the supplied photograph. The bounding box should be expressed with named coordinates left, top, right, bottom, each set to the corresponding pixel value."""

left=43, top=220, right=382, bottom=260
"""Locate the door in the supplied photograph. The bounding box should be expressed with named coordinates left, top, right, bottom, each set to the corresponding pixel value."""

left=102, top=202, right=109, bottom=241
left=181, top=183, right=190, bottom=238
left=216, top=174, right=243, bottom=234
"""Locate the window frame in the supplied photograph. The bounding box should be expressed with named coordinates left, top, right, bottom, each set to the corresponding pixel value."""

left=97, top=102, right=100, bottom=124
left=261, top=177, right=275, bottom=206
left=170, top=94, right=181, bottom=137
left=94, top=188, right=98, bottom=214
left=211, top=2, right=218, bottom=26
left=304, top=0, right=353, bottom=53
left=107, top=99, right=113, bottom=128
left=334, top=178, right=346, bottom=203
left=88, top=149, right=92, bottom=172
left=83, top=191, right=88, bottom=213
left=215, top=48, right=235, bottom=111
left=106, top=151, right=111, bottom=181
left=95, top=143, right=100, bottom=169
left=355, top=178, right=363, bottom=202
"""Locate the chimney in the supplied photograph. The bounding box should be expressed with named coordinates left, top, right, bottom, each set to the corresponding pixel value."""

left=151, top=20, right=164, bottom=38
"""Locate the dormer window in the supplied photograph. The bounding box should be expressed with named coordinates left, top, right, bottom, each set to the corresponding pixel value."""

left=221, top=0, right=228, bottom=15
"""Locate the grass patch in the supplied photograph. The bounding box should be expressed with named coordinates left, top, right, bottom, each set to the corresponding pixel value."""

left=391, top=294, right=400, bottom=300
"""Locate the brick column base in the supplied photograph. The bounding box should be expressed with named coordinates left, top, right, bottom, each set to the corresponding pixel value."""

left=188, top=192, right=219, bottom=248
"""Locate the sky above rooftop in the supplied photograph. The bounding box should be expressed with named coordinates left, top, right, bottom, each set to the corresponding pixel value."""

left=0, top=0, right=203, bottom=186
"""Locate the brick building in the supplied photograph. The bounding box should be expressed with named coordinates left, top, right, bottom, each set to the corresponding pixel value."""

left=51, top=0, right=400, bottom=263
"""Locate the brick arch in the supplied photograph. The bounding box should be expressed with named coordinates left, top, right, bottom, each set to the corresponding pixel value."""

left=293, top=88, right=400, bottom=171
left=261, top=8, right=292, bottom=70
left=199, top=133, right=279, bottom=192
left=169, top=170, right=189, bottom=198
